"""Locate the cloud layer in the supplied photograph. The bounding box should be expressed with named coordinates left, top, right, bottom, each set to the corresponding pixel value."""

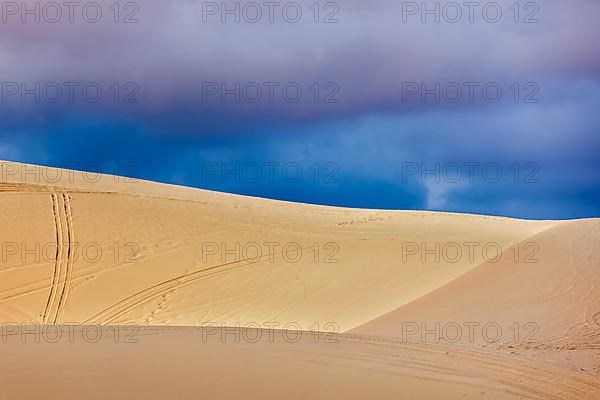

left=0, top=0, right=598, bottom=218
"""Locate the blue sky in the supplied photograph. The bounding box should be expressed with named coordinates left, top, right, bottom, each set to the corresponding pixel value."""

left=0, top=1, right=598, bottom=219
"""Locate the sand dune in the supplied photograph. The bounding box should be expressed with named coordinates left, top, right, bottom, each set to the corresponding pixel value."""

left=1, top=161, right=598, bottom=399
left=353, top=219, right=600, bottom=345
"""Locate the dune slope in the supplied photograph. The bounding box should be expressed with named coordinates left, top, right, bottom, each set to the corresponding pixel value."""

left=1, top=161, right=555, bottom=331
left=352, top=219, right=600, bottom=345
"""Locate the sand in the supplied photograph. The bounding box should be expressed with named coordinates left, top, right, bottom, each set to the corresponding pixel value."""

left=0, top=160, right=598, bottom=399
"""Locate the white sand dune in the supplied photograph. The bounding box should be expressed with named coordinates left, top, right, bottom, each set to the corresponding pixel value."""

left=0, top=161, right=598, bottom=399
left=353, top=219, right=600, bottom=345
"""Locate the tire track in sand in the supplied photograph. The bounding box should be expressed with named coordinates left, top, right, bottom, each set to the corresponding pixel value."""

left=41, top=193, right=75, bottom=324
left=41, top=193, right=63, bottom=323
left=53, top=193, right=75, bottom=323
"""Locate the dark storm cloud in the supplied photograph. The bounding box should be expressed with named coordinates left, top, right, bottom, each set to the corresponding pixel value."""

left=0, top=1, right=598, bottom=219
left=0, top=0, right=599, bottom=130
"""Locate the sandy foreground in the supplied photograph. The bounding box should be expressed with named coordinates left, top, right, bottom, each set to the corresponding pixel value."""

left=0, top=161, right=598, bottom=399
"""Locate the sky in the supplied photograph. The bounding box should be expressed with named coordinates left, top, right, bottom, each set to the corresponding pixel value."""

left=0, top=0, right=598, bottom=219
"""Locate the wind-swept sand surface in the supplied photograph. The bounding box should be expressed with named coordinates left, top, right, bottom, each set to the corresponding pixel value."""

left=0, top=161, right=598, bottom=399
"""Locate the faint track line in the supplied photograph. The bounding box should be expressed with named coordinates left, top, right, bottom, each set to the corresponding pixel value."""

left=83, top=239, right=356, bottom=325
left=84, top=258, right=251, bottom=324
